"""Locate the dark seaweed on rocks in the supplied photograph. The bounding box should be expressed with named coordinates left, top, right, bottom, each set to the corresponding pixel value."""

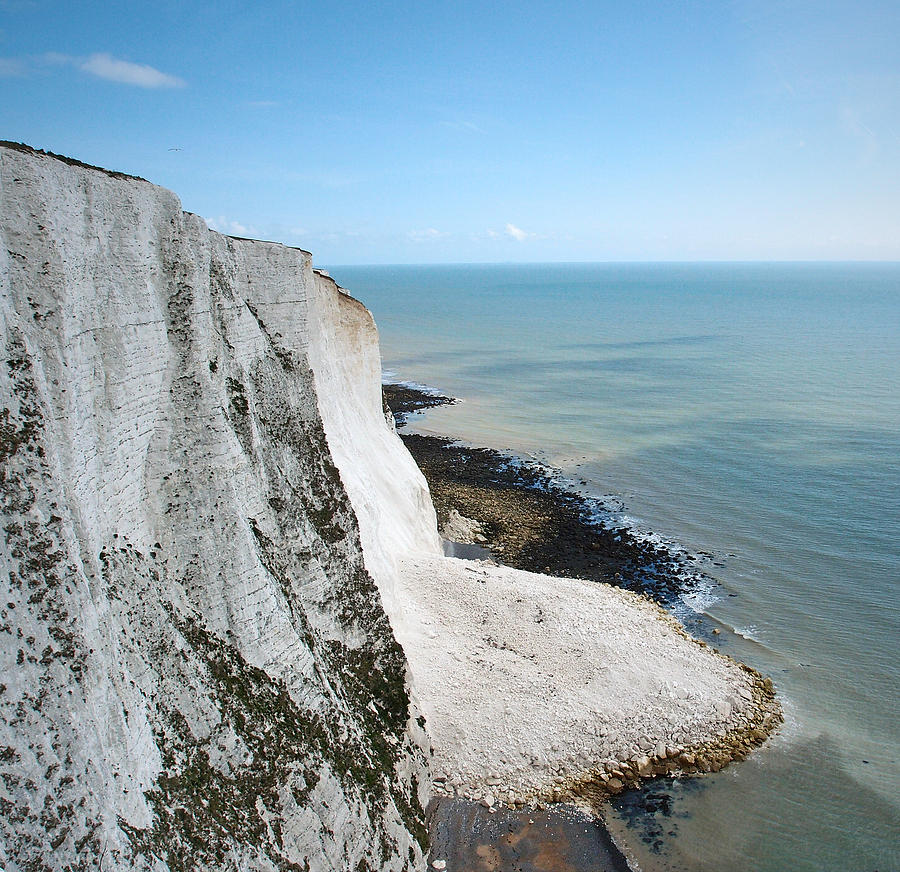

left=383, top=383, right=711, bottom=608
left=608, top=778, right=701, bottom=855
left=381, top=382, right=456, bottom=427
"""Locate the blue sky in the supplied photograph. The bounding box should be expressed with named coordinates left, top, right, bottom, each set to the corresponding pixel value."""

left=2, top=0, right=898, bottom=264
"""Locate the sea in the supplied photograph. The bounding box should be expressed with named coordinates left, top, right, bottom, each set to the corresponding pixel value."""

left=327, top=262, right=900, bottom=872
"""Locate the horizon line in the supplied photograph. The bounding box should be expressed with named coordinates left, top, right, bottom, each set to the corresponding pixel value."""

left=323, top=258, right=900, bottom=268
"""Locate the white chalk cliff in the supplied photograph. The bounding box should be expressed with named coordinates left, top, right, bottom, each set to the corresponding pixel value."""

left=0, top=143, right=433, bottom=871
left=0, top=143, right=778, bottom=871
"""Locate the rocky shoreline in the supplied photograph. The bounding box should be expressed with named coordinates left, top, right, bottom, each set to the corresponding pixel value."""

left=555, top=661, right=782, bottom=807
left=384, top=386, right=714, bottom=612
left=383, top=381, right=783, bottom=809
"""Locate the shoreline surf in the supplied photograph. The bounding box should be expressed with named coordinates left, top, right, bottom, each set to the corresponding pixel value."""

left=384, top=382, right=730, bottom=634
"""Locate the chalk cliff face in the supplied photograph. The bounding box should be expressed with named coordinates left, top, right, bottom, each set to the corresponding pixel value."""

left=305, top=269, right=442, bottom=635
left=0, top=144, right=433, bottom=871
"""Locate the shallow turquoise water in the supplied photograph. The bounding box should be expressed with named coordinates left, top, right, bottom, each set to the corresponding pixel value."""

left=328, top=262, right=900, bottom=872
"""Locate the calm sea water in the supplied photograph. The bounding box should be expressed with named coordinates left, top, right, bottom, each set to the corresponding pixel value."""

left=328, top=263, right=900, bottom=872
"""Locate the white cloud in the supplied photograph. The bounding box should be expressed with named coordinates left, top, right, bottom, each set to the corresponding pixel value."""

left=246, top=100, right=278, bottom=108
left=505, top=223, right=530, bottom=242
left=205, top=216, right=256, bottom=237
left=407, top=228, right=447, bottom=243
left=80, top=53, right=184, bottom=88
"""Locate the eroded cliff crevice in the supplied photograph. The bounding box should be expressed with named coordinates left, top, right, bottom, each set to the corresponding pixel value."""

left=0, top=143, right=430, bottom=872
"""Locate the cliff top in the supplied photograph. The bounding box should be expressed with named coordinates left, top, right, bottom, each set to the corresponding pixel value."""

left=1, top=139, right=148, bottom=182
left=1, top=140, right=316, bottom=259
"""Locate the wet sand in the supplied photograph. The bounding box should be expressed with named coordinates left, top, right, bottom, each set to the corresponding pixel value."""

left=427, top=798, right=631, bottom=872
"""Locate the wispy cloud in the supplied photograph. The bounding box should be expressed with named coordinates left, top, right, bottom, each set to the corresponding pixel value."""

left=481, top=225, right=540, bottom=243
left=246, top=100, right=279, bottom=108
left=9, top=51, right=186, bottom=88
left=505, top=223, right=531, bottom=242
left=407, top=228, right=447, bottom=243
left=0, top=57, right=26, bottom=77
left=41, top=52, right=71, bottom=66
left=80, top=53, right=184, bottom=88
left=205, top=216, right=258, bottom=237
left=839, top=103, right=881, bottom=163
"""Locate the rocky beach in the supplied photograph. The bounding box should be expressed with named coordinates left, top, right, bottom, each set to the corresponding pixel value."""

left=384, top=383, right=736, bottom=616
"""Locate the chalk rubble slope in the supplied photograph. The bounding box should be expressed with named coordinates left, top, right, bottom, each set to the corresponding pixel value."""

left=393, top=555, right=777, bottom=806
